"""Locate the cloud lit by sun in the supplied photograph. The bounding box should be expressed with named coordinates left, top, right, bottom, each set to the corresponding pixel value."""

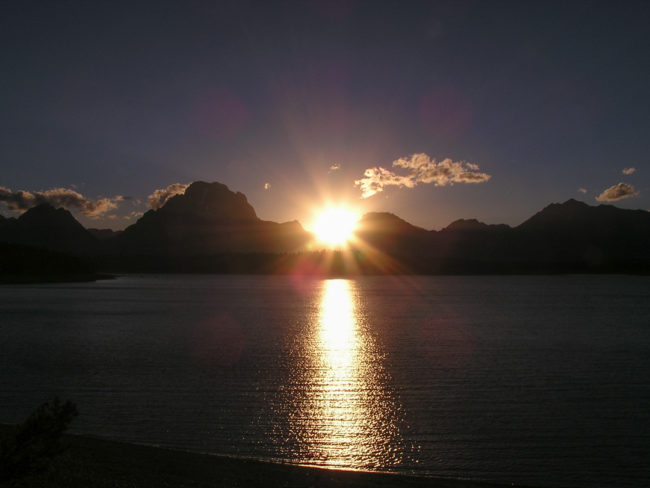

left=312, top=207, right=359, bottom=247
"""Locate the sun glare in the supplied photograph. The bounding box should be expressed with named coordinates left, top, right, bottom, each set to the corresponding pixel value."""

left=313, top=208, right=359, bottom=247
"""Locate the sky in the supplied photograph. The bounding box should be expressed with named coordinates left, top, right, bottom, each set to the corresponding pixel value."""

left=1, top=0, right=648, bottom=231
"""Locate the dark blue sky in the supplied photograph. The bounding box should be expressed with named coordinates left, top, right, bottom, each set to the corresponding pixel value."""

left=1, top=0, right=648, bottom=230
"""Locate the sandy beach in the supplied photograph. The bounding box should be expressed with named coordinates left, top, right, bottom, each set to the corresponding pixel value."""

left=0, top=425, right=538, bottom=488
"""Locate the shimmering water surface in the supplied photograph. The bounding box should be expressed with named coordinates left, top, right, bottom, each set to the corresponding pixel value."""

left=1, top=275, right=649, bottom=487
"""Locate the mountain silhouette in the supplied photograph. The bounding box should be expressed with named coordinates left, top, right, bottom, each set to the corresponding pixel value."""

left=519, top=199, right=650, bottom=236
left=353, top=199, right=649, bottom=273
left=354, top=212, right=430, bottom=256
left=117, top=181, right=312, bottom=255
left=512, top=199, right=650, bottom=266
left=442, top=219, right=511, bottom=232
left=0, top=214, right=11, bottom=230
left=0, top=204, right=98, bottom=255
left=0, top=184, right=648, bottom=274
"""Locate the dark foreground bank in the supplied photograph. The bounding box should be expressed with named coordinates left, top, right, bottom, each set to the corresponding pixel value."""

left=0, top=425, right=538, bottom=488
left=0, top=242, right=113, bottom=284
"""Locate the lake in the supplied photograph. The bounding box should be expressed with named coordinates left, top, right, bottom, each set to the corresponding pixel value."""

left=1, top=275, right=649, bottom=487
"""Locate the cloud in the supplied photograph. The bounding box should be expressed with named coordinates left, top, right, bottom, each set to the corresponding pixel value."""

left=595, top=182, right=639, bottom=202
left=125, top=211, right=144, bottom=220
left=578, top=188, right=587, bottom=194
left=354, top=153, right=491, bottom=198
left=147, top=183, right=189, bottom=210
left=329, top=163, right=341, bottom=171
left=622, top=167, right=636, bottom=175
left=0, top=186, right=120, bottom=216
left=264, top=182, right=271, bottom=190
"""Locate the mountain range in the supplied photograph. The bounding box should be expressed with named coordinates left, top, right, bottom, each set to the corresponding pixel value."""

left=1, top=181, right=648, bottom=275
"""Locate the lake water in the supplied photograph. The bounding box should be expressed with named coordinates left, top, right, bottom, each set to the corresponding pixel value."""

left=1, top=275, right=649, bottom=487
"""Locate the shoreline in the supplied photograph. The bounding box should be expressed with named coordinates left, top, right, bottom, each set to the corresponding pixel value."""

left=0, top=425, right=538, bottom=488
left=0, top=272, right=114, bottom=284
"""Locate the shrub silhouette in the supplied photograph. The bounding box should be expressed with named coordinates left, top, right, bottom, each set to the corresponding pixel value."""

left=0, top=398, right=77, bottom=482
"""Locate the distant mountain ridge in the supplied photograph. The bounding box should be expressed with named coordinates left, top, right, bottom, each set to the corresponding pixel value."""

left=442, top=219, right=511, bottom=232
left=0, top=182, right=648, bottom=274
left=510, top=198, right=650, bottom=265
left=519, top=198, right=650, bottom=234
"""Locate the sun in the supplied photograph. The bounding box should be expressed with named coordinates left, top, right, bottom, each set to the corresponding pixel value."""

left=313, top=207, right=359, bottom=247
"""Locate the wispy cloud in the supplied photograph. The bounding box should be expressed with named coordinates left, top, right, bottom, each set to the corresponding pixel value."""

left=622, top=167, right=636, bottom=175
left=578, top=188, right=588, bottom=194
left=147, top=183, right=189, bottom=210
left=595, top=182, right=639, bottom=202
left=354, top=153, right=491, bottom=198
left=125, top=211, right=144, bottom=220
left=0, top=186, right=121, bottom=216
left=329, top=163, right=341, bottom=171
left=264, top=182, right=271, bottom=190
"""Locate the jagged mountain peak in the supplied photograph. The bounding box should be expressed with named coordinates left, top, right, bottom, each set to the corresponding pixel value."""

left=561, top=198, right=589, bottom=207
left=0, top=203, right=97, bottom=254
left=118, top=181, right=310, bottom=254
left=18, top=203, right=85, bottom=230
left=157, top=181, right=258, bottom=222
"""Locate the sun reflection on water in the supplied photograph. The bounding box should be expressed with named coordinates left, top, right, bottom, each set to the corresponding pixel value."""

left=319, top=279, right=357, bottom=370
left=295, top=279, right=407, bottom=469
